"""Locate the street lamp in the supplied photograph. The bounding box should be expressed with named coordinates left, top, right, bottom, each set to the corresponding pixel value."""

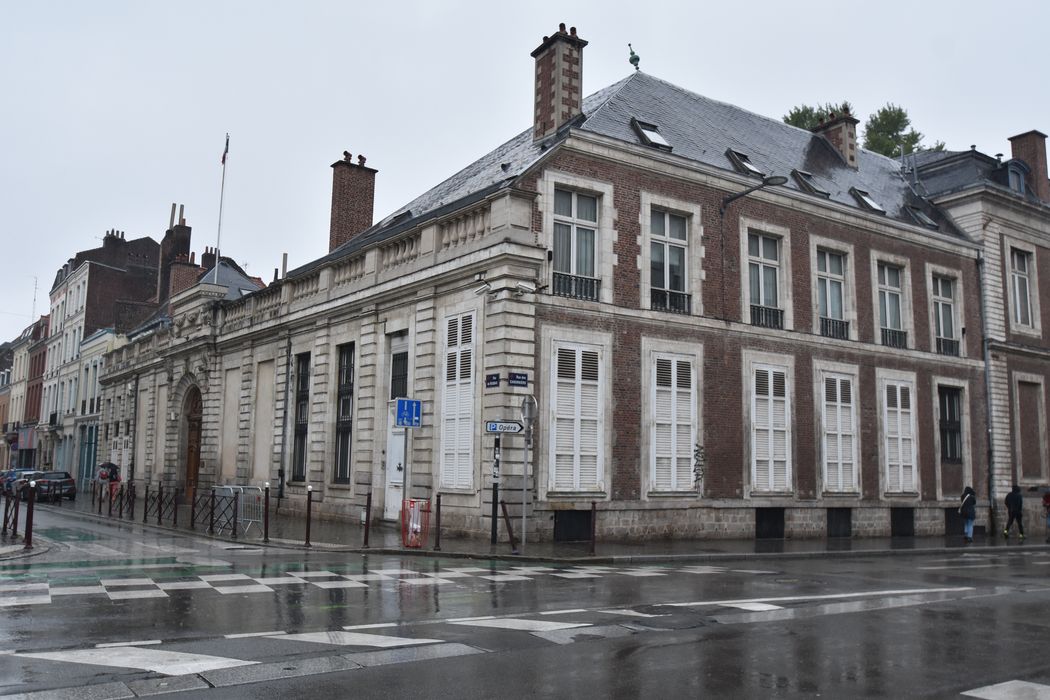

left=719, top=175, right=788, bottom=216
left=718, top=175, right=787, bottom=319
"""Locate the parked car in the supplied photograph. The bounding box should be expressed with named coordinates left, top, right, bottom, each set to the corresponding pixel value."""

left=12, top=471, right=44, bottom=499
left=37, top=471, right=76, bottom=501
left=3, top=469, right=40, bottom=496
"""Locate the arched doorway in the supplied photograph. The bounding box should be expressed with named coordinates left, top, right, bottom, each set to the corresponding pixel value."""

left=183, top=386, right=203, bottom=503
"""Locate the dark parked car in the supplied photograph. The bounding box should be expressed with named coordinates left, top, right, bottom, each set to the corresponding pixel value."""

left=37, top=471, right=76, bottom=501
left=11, top=471, right=44, bottom=499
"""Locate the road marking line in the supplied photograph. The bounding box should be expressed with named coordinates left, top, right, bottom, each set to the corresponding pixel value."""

left=277, top=631, right=443, bottom=648
left=665, top=586, right=975, bottom=608
left=539, top=609, right=589, bottom=615
left=369, top=569, right=420, bottom=575
left=730, top=569, right=776, bottom=575
left=213, top=584, right=274, bottom=595
left=451, top=618, right=591, bottom=633
left=99, top=578, right=155, bottom=587
left=95, top=640, right=162, bottom=648
left=225, top=631, right=287, bottom=639
left=597, top=609, right=667, bottom=618
left=18, top=648, right=257, bottom=676
left=107, top=589, right=168, bottom=600
left=200, top=574, right=252, bottom=582
left=919, top=564, right=1001, bottom=570
left=962, top=680, right=1050, bottom=699
left=288, top=571, right=339, bottom=578
left=51, top=585, right=107, bottom=595
left=311, top=580, right=369, bottom=590
left=158, top=581, right=213, bottom=591
left=445, top=616, right=496, bottom=623
left=720, top=602, right=783, bottom=612
left=550, top=573, right=600, bottom=579
left=478, top=574, right=532, bottom=582
left=0, top=595, right=51, bottom=606
left=0, top=582, right=49, bottom=593
left=252, top=577, right=305, bottom=585
left=399, top=577, right=454, bottom=586
left=343, top=623, right=398, bottom=630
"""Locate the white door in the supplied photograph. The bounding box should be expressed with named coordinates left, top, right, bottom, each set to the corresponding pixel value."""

left=383, top=401, right=406, bottom=521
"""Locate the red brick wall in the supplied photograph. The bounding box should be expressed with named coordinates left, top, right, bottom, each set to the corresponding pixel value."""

left=527, top=148, right=987, bottom=505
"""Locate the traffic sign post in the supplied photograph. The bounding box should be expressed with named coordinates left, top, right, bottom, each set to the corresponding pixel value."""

left=490, top=435, right=501, bottom=545
left=520, top=396, right=537, bottom=553
left=394, top=398, right=421, bottom=537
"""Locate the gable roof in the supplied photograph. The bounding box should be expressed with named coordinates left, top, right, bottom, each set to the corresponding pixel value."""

left=289, top=71, right=957, bottom=279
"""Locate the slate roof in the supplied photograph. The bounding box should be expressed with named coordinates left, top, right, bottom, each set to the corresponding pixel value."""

left=914, top=147, right=1048, bottom=207
left=287, top=71, right=958, bottom=280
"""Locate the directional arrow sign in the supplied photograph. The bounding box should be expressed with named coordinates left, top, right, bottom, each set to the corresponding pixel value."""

left=485, top=421, right=524, bottom=434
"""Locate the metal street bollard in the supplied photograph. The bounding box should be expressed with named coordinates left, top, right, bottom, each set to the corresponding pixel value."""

left=433, top=493, right=442, bottom=552
left=209, top=490, right=216, bottom=535
left=157, top=483, right=164, bottom=525
left=116, top=485, right=124, bottom=519
left=172, top=490, right=179, bottom=527
left=363, top=490, right=372, bottom=549
left=305, top=487, right=313, bottom=548
left=143, top=484, right=150, bottom=523
left=99, top=484, right=104, bottom=515
left=590, top=501, right=597, bottom=556
left=500, top=500, right=519, bottom=555
left=23, top=484, right=36, bottom=551
left=189, top=491, right=197, bottom=531
left=2, top=493, right=9, bottom=538
left=231, top=493, right=239, bottom=540
left=263, top=485, right=270, bottom=543
left=107, top=484, right=114, bottom=517
left=10, top=493, right=20, bottom=539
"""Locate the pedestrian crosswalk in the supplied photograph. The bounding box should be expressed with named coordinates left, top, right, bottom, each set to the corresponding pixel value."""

left=963, top=680, right=1050, bottom=699
left=0, top=564, right=777, bottom=607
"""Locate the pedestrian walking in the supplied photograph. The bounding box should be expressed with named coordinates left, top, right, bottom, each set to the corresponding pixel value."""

left=1042, top=491, right=1050, bottom=543
left=1003, top=484, right=1025, bottom=540
left=960, top=486, right=977, bottom=544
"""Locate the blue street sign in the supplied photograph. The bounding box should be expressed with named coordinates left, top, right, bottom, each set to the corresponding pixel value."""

left=395, top=398, right=422, bottom=428
left=508, top=372, right=529, bottom=387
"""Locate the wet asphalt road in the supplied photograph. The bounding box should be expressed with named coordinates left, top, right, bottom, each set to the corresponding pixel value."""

left=3, top=507, right=1050, bottom=698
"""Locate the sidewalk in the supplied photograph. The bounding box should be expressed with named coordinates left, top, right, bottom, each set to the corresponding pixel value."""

left=45, top=491, right=1050, bottom=564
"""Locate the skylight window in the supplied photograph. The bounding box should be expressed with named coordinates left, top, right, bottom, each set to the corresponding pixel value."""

left=726, top=149, right=764, bottom=178
left=631, top=118, right=671, bottom=151
left=850, top=187, right=885, bottom=214
left=906, top=205, right=938, bottom=229
left=791, top=169, right=830, bottom=198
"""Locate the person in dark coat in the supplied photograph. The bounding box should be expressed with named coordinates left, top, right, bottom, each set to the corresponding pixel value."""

left=1004, top=484, right=1025, bottom=540
left=960, top=486, right=977, bottom=543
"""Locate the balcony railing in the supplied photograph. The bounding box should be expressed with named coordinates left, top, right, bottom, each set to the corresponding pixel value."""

left=936, top=337, right=960, bottom=356
left=651, top=289, right=692, bottom=315
left=750, top=305, right=784, bottom=329
left=820, top=317, right=850, bottom=340
left=881, top=327, right=908, bottom=349
left=552, top=273, right=600, bottom=302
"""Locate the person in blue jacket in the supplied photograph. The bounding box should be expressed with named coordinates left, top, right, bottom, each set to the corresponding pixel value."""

left=960, top=486, right=977, bottom=544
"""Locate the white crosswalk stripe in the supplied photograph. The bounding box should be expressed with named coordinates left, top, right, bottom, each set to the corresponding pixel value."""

left=17, top=648, right=256, bottom=675
left=963, top=680, right=1050, bottom=699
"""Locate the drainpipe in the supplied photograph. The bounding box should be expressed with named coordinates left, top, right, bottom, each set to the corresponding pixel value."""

left=976, top=252, right=997, bottom=533
left=277, top=334, right=291, bottom=499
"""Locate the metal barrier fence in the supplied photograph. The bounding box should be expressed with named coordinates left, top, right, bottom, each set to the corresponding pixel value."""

left=2, top=490, right=22, bottom=538
left=144, top=485, right=179, bottom=527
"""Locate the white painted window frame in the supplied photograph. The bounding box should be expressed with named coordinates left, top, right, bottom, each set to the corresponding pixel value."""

left=739, top=217, right=793, bottom=330
left=1005, top=238, right=1041, bottom=337
left=925, top=263, right=966, bottom=357
left=875, top=368, right=918, bottom=496
left=1011, top=371, right=1049, bottom=485
left=640, top=337, right=702, bottom=496
left=813, top=360, right=860, bottom=495
left=639, top=192, right=704, bottom=316
left=930, top=376, right=972, bottom=501
left=870, top=252, right=914, bottom=348
left=742, top=350, right=794, bottom=496
left=809, top=237, right=858, bottom=340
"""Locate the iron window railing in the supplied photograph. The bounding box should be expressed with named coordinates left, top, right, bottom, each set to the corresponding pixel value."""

left=936, top=337, right=960, bottom=356
left=820, top=317, right=849, bottom=340
left=750, top=304, right=784, bottom=329
left=651, top=289, right=692, bottom=314
left=552, top=272, right=601, bottom=301
left=881, top=328, right=908, bottom=349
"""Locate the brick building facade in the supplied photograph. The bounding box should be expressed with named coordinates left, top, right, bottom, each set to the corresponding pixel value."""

left=97, top=25, right=1049, bottom=541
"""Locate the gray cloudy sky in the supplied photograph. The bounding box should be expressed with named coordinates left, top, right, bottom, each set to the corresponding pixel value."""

left=3, top=1, right=1047, bottom=342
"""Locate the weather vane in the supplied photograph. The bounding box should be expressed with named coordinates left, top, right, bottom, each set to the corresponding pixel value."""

left=628, top=43, right=640, bottom=71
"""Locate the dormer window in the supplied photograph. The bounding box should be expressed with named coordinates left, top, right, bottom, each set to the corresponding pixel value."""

left=850, top=187, right=885, bottom=214
left=906, top=206, right=938, bottom=230
left=726, top=149, right=764, bottom=178
left=631, top=118, right=671, bottom=151
left=792, top=169, right=830, bottom=198
left=1008, top=165, right=1027, bottom=194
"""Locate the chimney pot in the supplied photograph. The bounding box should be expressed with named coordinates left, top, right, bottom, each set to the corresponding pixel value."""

left=559, top=22, right=566, bottom=32
left=358, top=154, right=367, bottom=166
left=570, top=26, right=576, bottom=36
left=1009, top=130, right=1050, bottom=203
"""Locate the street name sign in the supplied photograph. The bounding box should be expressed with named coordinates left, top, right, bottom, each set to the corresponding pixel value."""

left=485, top=420, right=524, bottom=434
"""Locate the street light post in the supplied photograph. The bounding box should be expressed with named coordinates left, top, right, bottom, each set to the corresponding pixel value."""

left=718, top=175, right=788, bottom=320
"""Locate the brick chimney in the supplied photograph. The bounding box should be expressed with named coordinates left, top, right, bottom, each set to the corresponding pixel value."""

left=329, top=152, right=378, bottom=252
left=812, top=109, right=860, bottom=169
left=201, top=246, right=217, bottom=273
left=1008, top=130, right=1050, bottom=203
left=157, top=204, right=192, bottom=304
left=531, top=23, right=588, bottom=142
left=168, top=252, right=201, bottom=298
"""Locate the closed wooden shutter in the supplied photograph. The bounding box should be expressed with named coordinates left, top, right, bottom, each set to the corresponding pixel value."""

left=823, top=374, right=856, bottom=492
left=884, top=381, right=915, bottom=493
left=441, top=313, right=474, bottom=489
left=552, top=345, right=602, bottom=491
left=753, top=366, right=790, bottom=492
left=653, top=357, right=696, bottom=491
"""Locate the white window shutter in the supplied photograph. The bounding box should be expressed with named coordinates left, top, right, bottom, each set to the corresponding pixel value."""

left=883, top=382, right=914, bottom=493
left=823, top=375, right=856, bottom=493
left=899, top=385, right=914, bottom=492
left=551, top=345, right=603, bottom=492
left=653, top=358, right=673, bottom=491
left=673, top=360, right=695, bottom=491
left=753, top=366, right=789, bottom=493
left=441, top=313, right=475, bottom=489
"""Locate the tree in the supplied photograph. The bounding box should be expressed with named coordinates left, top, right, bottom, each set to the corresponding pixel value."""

left=783, top=101, right=945, bottom=157
left=863, top=103, right=943, bottom=157
left=783, top=102, right=854, bottom=131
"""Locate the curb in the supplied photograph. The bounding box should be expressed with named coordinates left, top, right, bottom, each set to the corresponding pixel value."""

left=33, top=505, right=1050, bottom=565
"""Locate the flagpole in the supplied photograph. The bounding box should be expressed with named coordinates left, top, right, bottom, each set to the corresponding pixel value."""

left=213, top=133, right=229, bottom=284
